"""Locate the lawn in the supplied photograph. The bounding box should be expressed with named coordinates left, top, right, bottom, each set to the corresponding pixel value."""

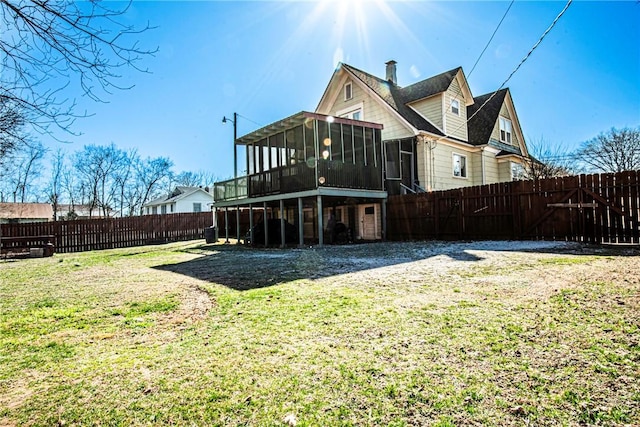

left=1, top=240, right=638, bottom=426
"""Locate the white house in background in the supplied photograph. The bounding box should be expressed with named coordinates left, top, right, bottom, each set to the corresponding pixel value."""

left=142, top=186, right=213, bottom=215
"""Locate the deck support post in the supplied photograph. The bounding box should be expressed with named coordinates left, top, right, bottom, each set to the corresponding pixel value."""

left=224, top=207, right=230, bottom=244
left=280, top=199, right=286, bottom=248
left=249, top=204, right=254, bottom=245
left=382, top=199, right=387, bottom=241
left=317, top=195, right=324, bottom=247
left=263, top=202, right=268, bottom=247
left=236, top=207, right=241, bottom=244
left=298, top=197, right=304, bottom=247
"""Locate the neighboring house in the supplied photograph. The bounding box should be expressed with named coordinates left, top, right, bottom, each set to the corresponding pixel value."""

left=54, top=204, right=115, bottom=220
left=0, top=203, right=53, bottom=224
left=143, top=186, right=213, bottom=215
left=212, top=61, right=530, bottom=246
left=316, top=61, right=529, bottom=192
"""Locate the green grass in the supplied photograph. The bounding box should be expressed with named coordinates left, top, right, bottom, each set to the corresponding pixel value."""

left=0, top=241, right=638, bottom=426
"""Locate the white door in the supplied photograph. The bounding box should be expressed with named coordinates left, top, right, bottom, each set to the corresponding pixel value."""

left=359, top=204, right=378, bottom=240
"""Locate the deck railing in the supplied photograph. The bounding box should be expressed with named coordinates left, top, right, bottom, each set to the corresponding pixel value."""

left=214, top=161, right=383, bottom=202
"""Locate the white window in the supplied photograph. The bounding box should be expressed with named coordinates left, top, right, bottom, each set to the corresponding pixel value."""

left=453, top=153, right=467, bottom=178
left=170, top=204, right=174, bottom=213
left=152, top=206, right=157, bottom=214
left=193, top=203, right=202, bottom=212
left=511, top=162, right=525, bottom=180
left=499, top=117, right=512, bottom=144
left=161, top=205, right=167, bottom=214
left=337, top=102, right=364, bottom=121
left=344, top=82, right=353, bottom=100
left=451, top=99, right=460, bottom=116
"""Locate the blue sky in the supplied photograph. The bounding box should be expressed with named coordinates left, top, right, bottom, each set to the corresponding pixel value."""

left=66, top=0, right=639, bottom=180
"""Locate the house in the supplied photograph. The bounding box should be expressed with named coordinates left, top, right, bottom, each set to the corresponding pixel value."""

left=54, top=204, right=115, bottom=220
left=142, top=186, right=213, bottom=215
left=316, top=61, right=529, bottom=193
left=212, top=61, right=529, bottom=246
left=0, top=202, right=53, bottom=224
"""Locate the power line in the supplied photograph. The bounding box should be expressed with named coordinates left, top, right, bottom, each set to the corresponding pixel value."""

left=437, top=0, right=573, bottom=146
left=443, top=0, right=514, bottom=123
left=467, top=0, right=515, bottom=79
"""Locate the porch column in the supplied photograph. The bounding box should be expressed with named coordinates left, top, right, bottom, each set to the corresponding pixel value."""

left=236, top=207, right=241, bottom=244
left=297, top=197, right=304, bottom=248
left=213, top=207, right=219, bottom=241
left=279, top=199, right=285, bottom=248
left=382, top=199, right=387, bottom=241
left=224, top=207, right=230, bottom=244
left=249, top=204, right=254, bottom=245
left=263, top=202, right=269, bottom=247
left=317, top=195, right=324, bottom=247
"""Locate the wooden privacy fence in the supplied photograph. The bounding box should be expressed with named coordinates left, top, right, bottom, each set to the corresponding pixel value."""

left=387, top=170, right=640, bottom=244
left=1, top=212, right=213, bottom=253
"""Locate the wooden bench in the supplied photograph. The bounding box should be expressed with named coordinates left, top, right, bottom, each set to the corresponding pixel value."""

left=0, top=235, right=55, bottom=257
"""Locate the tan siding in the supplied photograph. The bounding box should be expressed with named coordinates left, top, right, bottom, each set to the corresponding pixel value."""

left=490, top=103, right=520, bottom=147
left=329, top=78, right=412, bottom=140
left=429, top=143, right=475, bottom=191
left=484, top=155, right=500, bottom=184
left=444, top=79, right=468, bottom=141
left=409, top=95, right=442, bottom=129
left=498, top=161, right=513, bottom=182
left=471, top=151, right=483, bottom=185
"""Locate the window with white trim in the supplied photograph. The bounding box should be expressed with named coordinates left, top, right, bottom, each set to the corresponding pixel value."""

left=161, top=205, right=167, bottom=214
left=193, top=203, right=202, bottom=213
left=451, top=99, right=460, bottom=116
left=339, top=108, right=362, bottom=121
left=499, top=117, right=512, bottom=144
left=344, top=82, right=353, bottom=100
left=452, top=153, right=467, bottom=178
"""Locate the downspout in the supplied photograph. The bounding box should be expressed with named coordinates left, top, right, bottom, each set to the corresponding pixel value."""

left=421, top=136, right=429, bottom=191
left=481, top=147, right=486, bottom=185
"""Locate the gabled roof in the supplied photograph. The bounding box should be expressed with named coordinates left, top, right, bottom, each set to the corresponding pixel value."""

left=341, top=63, right=445, bottom=136
left=467, top=89, right=508, bottom=147
left=401, top=67, right=462, bottom=104
left=0, top=203, right=53, bottom=220
left=143, top=186, right=211, bottom=207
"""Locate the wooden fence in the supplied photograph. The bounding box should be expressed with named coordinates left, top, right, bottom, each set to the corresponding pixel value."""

left=1, top=212, right=213, bottom=253
left=387, top=171, right=640, bottom=244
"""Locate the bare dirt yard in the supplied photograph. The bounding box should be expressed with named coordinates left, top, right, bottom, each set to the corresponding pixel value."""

left=1, top=240, right=638, bottom=426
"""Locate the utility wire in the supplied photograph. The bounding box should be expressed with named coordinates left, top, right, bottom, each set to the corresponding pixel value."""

left=443, top=0, right=514, bottom=122
left=467, top=0, right=515, bottom=79
left=465, top=0, right=573, bottom=127
left=437, top=0, right=573, bottom=145
left=236, top=113, right=264, bottom=128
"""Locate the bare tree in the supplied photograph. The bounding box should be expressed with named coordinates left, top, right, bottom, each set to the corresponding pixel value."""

left=173, top=170, right=218, bottom=190
left=45, top=148, right=66, bottom=219
left=0, top=0, right=155, bottom=139
left=1, top=140, right=46, bottom=202
left=576, top=127, right=640, bottom=173
left=73, top=143, right=128, bottom=217
left=135, top=157, right=173, bottom=215
left=0, top=99, right=25, bottom=165
left=520, top=137, right=577, bottom=180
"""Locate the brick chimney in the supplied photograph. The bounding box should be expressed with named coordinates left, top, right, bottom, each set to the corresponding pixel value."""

left=385, top=60, right=397, bottom=85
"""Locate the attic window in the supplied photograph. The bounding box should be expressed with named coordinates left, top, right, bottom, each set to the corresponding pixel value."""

left=344, top=82, right=353, bottom=100
left=451, top=99, right=460, bottom=116
left=499, top=117, right=512, bottom=144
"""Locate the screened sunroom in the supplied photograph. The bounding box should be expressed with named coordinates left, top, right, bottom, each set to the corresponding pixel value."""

left=212, top=111, right=387, bottom=246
